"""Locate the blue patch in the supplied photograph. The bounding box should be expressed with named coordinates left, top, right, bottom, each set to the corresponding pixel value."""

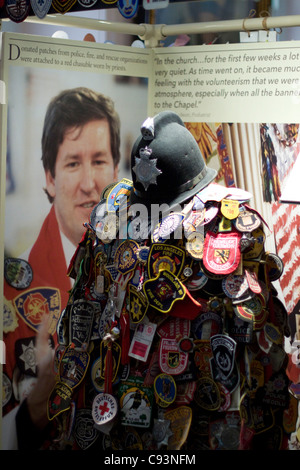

left=117, top=0, right=138, bottom=19
left=30, top=0, right=52, bottom=19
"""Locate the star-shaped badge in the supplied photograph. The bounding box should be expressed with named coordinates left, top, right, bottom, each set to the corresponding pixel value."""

left=132, top=147, right=162, bottom=191
left=19, top=340, right=37, bottom=374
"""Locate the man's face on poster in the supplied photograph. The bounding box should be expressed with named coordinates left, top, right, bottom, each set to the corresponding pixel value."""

left=45, top=119, right=119, bottom=246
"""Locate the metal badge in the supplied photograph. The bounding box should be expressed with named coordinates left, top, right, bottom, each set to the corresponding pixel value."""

left=185, top=232, right=205, bottom=260
left=234, top=209, right=261, bottom=232
left=221, top=199, right=240, bottom=220
left=15, top=336, right=38, bottom=376
left=96, top=212, right=119, bottom=244
left=243, top=227, right=265, bottom=260
left=152, top=213, right=184, bottom=243
left=152, top=417, right=173, bottom=449
left=137, top=245, right=150, bottom=264
left=132, top=147, right=162, bottom=191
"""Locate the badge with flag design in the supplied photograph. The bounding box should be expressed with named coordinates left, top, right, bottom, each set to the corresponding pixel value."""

left=203, top=231, right=242, bottom=275
left=221, top=199, right=240, bottom=220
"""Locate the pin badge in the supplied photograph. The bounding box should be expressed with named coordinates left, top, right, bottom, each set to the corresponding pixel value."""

left=92, top=392, right=118, bottom=426
left=132, top=147, right=162, bottom=191
left=234, top=209, right=261, bottom=232
left=221, top=199, right=240, bottom=220
left=185, top=232, right=205, bottom=260
left=152, top=213, right=184, bottom=242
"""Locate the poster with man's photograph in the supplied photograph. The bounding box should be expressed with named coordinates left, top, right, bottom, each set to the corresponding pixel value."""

left=0, top=33, right=150, bottom=422
left=3, top=33, right=150, bottom=259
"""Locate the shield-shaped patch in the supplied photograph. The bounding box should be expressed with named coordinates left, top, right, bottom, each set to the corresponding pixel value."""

left=210, top=334, right=237, bottom=380
left=203, top=231, right=241, bottom=275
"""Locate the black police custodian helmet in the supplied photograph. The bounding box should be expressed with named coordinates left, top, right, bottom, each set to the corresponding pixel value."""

left=129, top=111, right=217, bottom=210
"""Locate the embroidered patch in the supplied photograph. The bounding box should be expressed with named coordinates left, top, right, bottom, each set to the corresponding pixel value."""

left=203, top=231, right=242, bottom=275
left=13, top=287, right=61, bottom=335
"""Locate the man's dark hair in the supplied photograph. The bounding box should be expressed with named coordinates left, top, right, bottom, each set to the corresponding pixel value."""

left=42, top=87, right=121, bottom=202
